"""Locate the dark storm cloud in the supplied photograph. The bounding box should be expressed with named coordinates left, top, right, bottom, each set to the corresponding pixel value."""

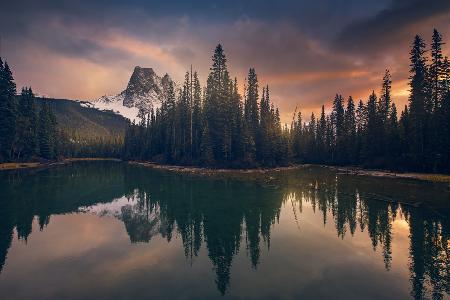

left=335, top=0, right=450, bottom=56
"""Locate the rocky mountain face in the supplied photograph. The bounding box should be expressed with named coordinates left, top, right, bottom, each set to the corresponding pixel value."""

left=94, top=66, right=174, bottom=121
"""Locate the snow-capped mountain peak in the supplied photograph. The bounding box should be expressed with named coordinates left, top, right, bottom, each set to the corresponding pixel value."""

left=92, top=66, right=175, bottom=122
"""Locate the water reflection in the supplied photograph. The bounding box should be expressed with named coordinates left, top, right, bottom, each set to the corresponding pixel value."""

left=0, top=162, right=448, bottom=299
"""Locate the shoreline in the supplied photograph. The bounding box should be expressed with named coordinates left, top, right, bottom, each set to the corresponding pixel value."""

left=130, top=161, right=450, bottom=184
left=0, top=158, right=122, bottom=171
left=1, top=158, right=449, bottom=184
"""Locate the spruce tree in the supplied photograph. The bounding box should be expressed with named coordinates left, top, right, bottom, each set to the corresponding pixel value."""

left=0, top=60, right=17, bottom=161
left=317, top=105, right=327, bottom=162
left=192, top=72, right=202, bottom=160
left=332, top=94, right=345, bottom=163
left=244, top=68, right=259, bottom=143
left=204, top=44, right=231, bottom=163
left=15, top=87, right=38, bottom=160
left=344, top=96, right=356, bottom=163
left=38, top=100, right=53, bottom=159
left=365, top=91, right=380, bottom=161
left=355, top=100, right=367, bottom=163
left=387, top=103, right=400, bottom=165
left=430, top=29, right=445, bottom=110
left=408, top=35, right=428, bottom=168
left=379, top=70, right=392, bottom=125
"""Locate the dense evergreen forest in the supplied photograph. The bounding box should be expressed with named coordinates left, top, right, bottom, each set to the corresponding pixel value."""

left=0, top=59, right=58, bottom=162
left=124, top=29, right=450, bottom=172
left=1, top=29, right=450, bottom=173
left=0, top=59, right=124, bottom=162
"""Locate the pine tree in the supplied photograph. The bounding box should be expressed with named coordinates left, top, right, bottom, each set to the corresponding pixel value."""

left=316, top=105, right=327, bottom=162
left=430, top=29, right=445, bottom=110
left=192, top=72, right=202, bottom=160
left=332, top=94, right=345, bottom=163
left=38, top=100, right=54, bottom=159
left=0, top=60, right=17, bottom=161
left=356, top=100, right=367, bottom=163
left=365, top=91, right=380, bottom=162
left=204, top=44, right=231, bottom=163
left=15, top=87, right=38, bottom=160
left=386, top=103, right=400, bottom=165
left=200, top=123, right=214, bottom=165
left=259, top=86, right=270, bottom=163
left=344, top=96, right=356, bottom=163
left=244, top=68, right=259, bottom=143
left=399, top=105, right=411, bottom=164
left=379, top=70, right=392, bottom=125
left=408, top=35, right=428, bottom=168
left=230, top=78, right=243, bottom=162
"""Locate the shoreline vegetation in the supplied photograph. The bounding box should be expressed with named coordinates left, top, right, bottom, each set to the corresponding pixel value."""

left=2, top=158, right=450, bottom=185
left=0, top=158, right=121, bottom=171
left=130, top=161, right=450, bottom=184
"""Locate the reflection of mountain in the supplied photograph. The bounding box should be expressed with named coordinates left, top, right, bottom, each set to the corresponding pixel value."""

left=0, top=162, right=448, bottom=298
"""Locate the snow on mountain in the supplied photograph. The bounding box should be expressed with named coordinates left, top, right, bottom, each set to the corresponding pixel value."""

left=79, top=191, right=169, bottom=243
left=91, top=66, right=175, bottom=122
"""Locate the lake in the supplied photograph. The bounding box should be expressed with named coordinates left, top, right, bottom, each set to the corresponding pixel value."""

left=0, top=161, right=448, bottom=299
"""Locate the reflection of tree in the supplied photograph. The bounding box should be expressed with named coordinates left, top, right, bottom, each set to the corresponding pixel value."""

left=275, top=169, right=449, bottom=298
left=407, top=210, right=449, bottom=300
left=0, top=161, right=127, bottom=273
left=0, top=163, right=448, bottom=297
left=0, top=196, right=14, bottom=274
left=122, top=169, right=282, bottom=294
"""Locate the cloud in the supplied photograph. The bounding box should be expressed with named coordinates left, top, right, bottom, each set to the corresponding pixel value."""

left=0, top=0, right=448, bottom=123
left=334, top=0, right=450, bottom=56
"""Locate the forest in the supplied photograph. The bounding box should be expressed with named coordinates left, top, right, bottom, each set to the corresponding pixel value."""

left=0, top=63, right=58, bottom=162
left=124, top=29, right=450, bottom=172
left=1, top=29, right=450, bottom=172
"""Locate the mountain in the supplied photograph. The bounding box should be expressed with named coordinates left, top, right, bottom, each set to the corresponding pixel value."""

left=93, top=66, right=174, bottom=122
left=44, top=98, right=128, bottom=140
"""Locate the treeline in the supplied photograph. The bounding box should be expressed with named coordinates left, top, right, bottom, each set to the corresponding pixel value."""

left=0, top=59, right=59, bottom=162
left=60, top=133, right=123, bottom=158
left=123, top=45, right=288, bottom=168
left=0, top=60, right=124, bottom=162
left=291, top=29, right=450, bottom=172
left=125, top=29, right=450, bottom=172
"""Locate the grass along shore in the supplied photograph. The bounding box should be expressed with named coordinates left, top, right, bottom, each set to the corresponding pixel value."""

left=0, top=158, right=122, bottom=171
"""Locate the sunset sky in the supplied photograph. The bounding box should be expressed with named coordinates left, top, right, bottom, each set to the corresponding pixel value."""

left=1, top=0, right=449, bottom=122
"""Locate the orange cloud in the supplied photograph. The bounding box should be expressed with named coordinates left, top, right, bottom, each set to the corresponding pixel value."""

left=267, top=70, right=371, bottom=86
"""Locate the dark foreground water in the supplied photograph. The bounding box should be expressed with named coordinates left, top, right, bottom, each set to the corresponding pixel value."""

left=0, top=162, right=448, bottom=300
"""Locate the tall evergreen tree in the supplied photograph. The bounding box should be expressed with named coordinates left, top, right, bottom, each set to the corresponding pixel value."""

left=344, top=96, right=356, bottom=163
left=204, top=44, right=232, bottom=163
left=38, top=100, right=56, bottom=159
left=430, top=29, right=445, bottom=110
left=15, top=87, right=38, bottom=160
left=408, top=35, right=428, bottom=168
left=192, top=72, right=202, bottom=160
left=0, top=60, right=17, bottom=161
left=332, top=94, right=345, bottom=163
left=244, top=68, right=259, bottom=142
left=379, top=70, right=392, bottom=125
left=386, top=103, right=400, bottom=163
left=316, top=105, right=327, bottom=162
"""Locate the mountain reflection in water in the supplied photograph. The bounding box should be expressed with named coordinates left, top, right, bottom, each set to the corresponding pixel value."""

left=0, top=162, right=448, bottom=299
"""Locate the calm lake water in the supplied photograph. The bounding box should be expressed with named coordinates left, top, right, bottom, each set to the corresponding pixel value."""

left=0, top=162, right=448, bottom=300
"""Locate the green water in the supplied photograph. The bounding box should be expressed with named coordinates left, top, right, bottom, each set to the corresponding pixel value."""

left=0, top=161, right=448, bottom=299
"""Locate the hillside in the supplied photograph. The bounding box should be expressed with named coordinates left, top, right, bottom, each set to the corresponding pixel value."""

left=42, top=98, right=128, bottom=140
